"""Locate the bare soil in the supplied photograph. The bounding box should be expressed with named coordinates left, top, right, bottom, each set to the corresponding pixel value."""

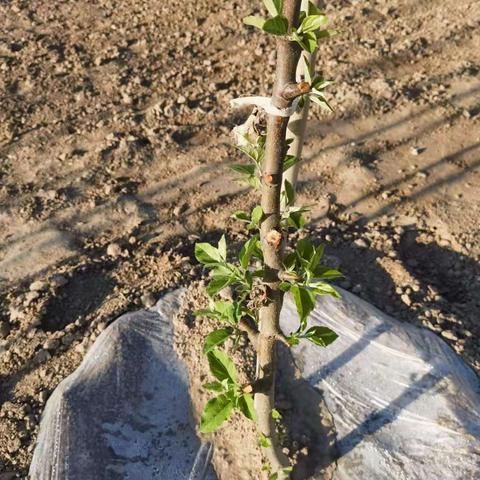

left=0, top=0, right=479, bottom=477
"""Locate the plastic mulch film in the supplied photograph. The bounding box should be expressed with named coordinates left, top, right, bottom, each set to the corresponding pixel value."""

left=30, top=291, right=216, bottom=480
left=281, top=288, right=480, bottom=479
left=31, top=287, right=480, bottom=479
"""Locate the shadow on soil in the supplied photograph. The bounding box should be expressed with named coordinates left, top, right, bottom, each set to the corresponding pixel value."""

left=277, top=344, right=338, bottom=479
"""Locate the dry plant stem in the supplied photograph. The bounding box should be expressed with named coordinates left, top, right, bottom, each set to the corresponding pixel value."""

left=284, top=0, right=320, bottom=191
left=255, top=0, right=302, bottom=474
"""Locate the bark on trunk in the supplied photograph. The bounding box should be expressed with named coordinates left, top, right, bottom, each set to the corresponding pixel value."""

left=254, top=1, right=302, bottom=476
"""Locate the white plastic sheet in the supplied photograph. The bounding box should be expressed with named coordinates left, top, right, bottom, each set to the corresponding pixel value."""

left=30, top=291, right=216, bottom=480
left=31, top=288, right=479, bottom=479
left=281, top=288, right=480, bottom=479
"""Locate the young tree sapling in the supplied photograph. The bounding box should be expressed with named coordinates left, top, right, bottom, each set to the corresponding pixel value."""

left=194, top=1, right=340, bottom=478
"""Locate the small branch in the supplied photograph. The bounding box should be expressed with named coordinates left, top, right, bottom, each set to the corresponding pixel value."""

left=275, top=332, right=291, bottom=348
left=281, top=81, right=310, bottom=101
left=238, top=318, right=259, bottom=348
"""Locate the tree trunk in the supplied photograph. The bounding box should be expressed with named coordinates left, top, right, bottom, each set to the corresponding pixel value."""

left=255, top=0, right=302, bottom=476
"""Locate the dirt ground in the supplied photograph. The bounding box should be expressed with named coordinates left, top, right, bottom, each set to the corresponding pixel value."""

left=0, top=0, right=479, bottom=476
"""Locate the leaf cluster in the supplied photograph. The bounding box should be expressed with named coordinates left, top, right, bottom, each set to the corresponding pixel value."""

left=200, top=349, right=256, bottom=432
left=243, top=1, right=337, bottom=113
left=279, top=238, right=342, bottom=344
left=195, top=234, right=341, bottom=433
left=243, top=1, right=337, bottom=53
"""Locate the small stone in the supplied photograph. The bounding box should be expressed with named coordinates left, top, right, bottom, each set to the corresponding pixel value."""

left=24, top=291, right=40, bottom=306
left=34, top=349, right=51, bottom=364
left=29, top=280, right=49, bottom=292
left=0, top=321, right=10, bottom=339
left=106, top=242, right=122, bottom=258
left=441, top=330, right=458, bottom=341
left=173, top=204, right=187, bottom=217
left=97, top=322, right=107, bottom=332
left=177, top=95, right=187, bottom=104
left=43, top=338, right=59, bottom=350
left=369, top=78, right=393, bottom=99
left=50, top=274, right=68, bottom=287
left=352, top=284, right=362, bottom=294
left=141, top=292, right=156, bottom=308
left=75, top=342, right=87, bottom=354
left=410, top=146, right=425, bottom=156
left=38, top=390, right=49, bottom=403
left=354, top=238, right=369, bottom=249
left=401, top=293, right=412, bottom=306
left=61, top=333, right=74, bottom=346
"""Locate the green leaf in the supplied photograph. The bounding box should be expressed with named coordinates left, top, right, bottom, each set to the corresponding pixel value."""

left=194, top=308, right=219, bottom=319
left=271, top=408, right=282, bottom=419
left=203, top=328, right=233, bottom=354
left=207, top=349, right=237, bottom=384
left=300, top=54, right=312, bottom=84
left=312, top=78, right=334, bottom=90
left=258, top=433, right=272, bottom=448
left=239, top=235, right=259, bottom=269
left=211, top=264, right=232, bottom=278
left=300, top=14, right=328, bottom=33
left=218, top=235, right=227, bottom=260
left=231, top=164, right=256, bottom=176
left=288, top=211, right=306, bottom=229
left=314, top=266, right=343, bottom=280
left=291, top=284, right=316, bottom=330
left=287, top=334, right=300, bottom=346
left=296, top=238, right=314, bottom=262
left=310, top=244, right=325, bottom=270
left=214, top=300, right=236, bottom=321
left=251, top=205, right=264, bottom=226
left=316, top=29, right=338, bottom=40
left=282, top=155, right=299, bottom=172
left=231, top=210, right=250, bottom=222
left=263, top=15, right=289, bottom=35
left=263, top=0, right=283, bottom=16
left=200, top=394, right=234, bottom=433
left=310, top=94, right=333, bottom=112
left=206, top=276, right=233, bottom=296
left=301, top=31, right=318, bottom=53
left=195, top=242, right=224, bottom=265
left=238, top=394, right=257, bottom=421
left=306, top=0, right=323, bottom=16
left=303, top=326, right=338, bottom=347
left=284, top=179, right=295, bottom=206
left=310, top=282, right=341, bottom=298
left=269, top=466, right=293, bottom=480
left=283, top=252, right=297, bottom=270
left=202, top=381, right=225, bottom=392
left=243, top=16, right=266, bottom=30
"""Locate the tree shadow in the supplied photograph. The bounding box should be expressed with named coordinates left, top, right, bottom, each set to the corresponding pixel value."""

left=335, top=370, right=441, bottom=458
left=276, top=343, right=338, bottom=480
left=296, top=224, right=480, bottom=462
left=398, top=230, right=480, bottom=368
